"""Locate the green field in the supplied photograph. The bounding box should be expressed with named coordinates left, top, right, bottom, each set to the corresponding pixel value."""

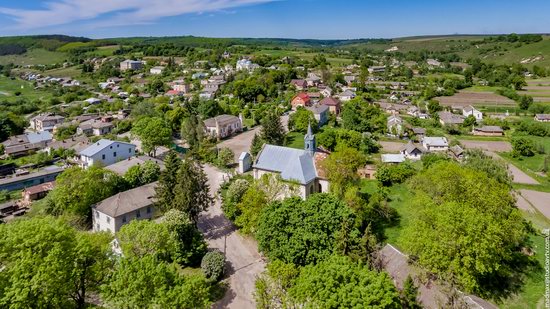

left=253, top=49, right=353, bottom=66
left=0, top=75, right=52, bottom=102
left=0, top=49, right=67, bottom=66
left=44, top=65, right=82, bottom=78
left=285, top=131, right=304, bottom=149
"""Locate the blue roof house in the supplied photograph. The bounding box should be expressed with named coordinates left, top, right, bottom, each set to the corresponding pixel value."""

left=79, top=139, right=136, bottom=169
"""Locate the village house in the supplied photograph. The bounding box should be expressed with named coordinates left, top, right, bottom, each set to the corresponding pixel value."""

left=473, top=126, right=504, bottom=136
left=462, top=105, right=483, bottom=120
left=344, top=75, right=356, bottom=85
left=30, top=114, right=65, bottom=132
left=306, top=73, right=322, bottom=87
left=319, top=97, right=342, bottom=115
left=427, top=58, right=442, bottom=68
left=204, top=114, right=243, bottom=139
left=357, top=164, right=377, bottom=180
left=400, top=141, right=426, bottom=160
left=253, top=125, right=329, bottom=199
left=2, top=131, right=53, bottom=158
left=422, top=137, right=449, bottom=152
left=236, top=59, right=259, bottom=71
left=106, top=156, right=165, bottom=176
left=45, top=136, right=90, bottom=157
left=438, top=111, right=465, bottom=126
left=120, top=60, right=143, bottom=71
left=306, top=104, right=329, bottom=127
left=79, top=139, right=137, bottom=169
left=20, top=181, right=55, bottom=206
left=411, top=127, right=426, bottom=140
left=92, top=182, right=157, bottom=233
left=368, top=66, right=386, bottom=74
left=338, top=89, right=356, bottom=102
left=290, top=79, right=308, bottom=90
left=387, top=115, right=403, bottom=136
left=149, top=66, right=165, bottom=75
left=535, top=114, right=550, bottom=122
left=291, top=93, right=312, bottom=109
left=381, top=154, right=406, bottom=164
left=320, top=86, right=333, bottom=98
left=449, top=145, right=465, bottom=161
left=77, top=118, right=114, bottom=136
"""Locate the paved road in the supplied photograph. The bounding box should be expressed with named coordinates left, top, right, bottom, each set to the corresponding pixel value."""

left=519, top=189, right=550, bottom=219
left=198, top=165, right=265, bottom=309
left=483, top=151, right=539, bottom=185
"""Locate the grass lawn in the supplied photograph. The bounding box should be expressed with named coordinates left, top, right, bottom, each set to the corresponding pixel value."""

left=44, top=65, right=82, bottom=78
left=0, top=49, right=67, bottom=66
left=0, top=75, right=53, bottom=102
left=375, top=183, right=413, bottom=248
left=285, top=131, right=304, bottom=149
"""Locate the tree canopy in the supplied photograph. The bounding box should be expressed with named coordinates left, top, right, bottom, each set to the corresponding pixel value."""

left=131, top=116, right=172, bottom=157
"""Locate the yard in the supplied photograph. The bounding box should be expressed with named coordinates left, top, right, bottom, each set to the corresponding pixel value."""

left=285, top=131, right=304, bottom=149
left=0, top=49, right=67, bottom=66
left=0, top=75, right=53, bottom=102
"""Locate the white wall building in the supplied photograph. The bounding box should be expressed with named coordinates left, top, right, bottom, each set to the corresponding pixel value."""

left=79, top=139, right=136, bottom=168
left=422, top=137, right=449, bottom=152
left=462, top=105, right=483, bottom=121
left=92, top=182, right=156, bottom=233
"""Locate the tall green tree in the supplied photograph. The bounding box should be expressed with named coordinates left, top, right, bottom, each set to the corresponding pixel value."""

left=171, top=159, right=212, bottom=223
left=401, top=162, right=529, bottom=294
left=250, top=133, right=264, bottom=157
left=0, top=217, right=113, bottom=309
left=288, top=108, right=317, bottom=133
left=101, top=256, right=211, bottom=309
left=320, top=147, right=366, bottom=197
left=156, top=151, right=181, bottom=211
left=132, top=116, right=172, bottom=157
left=260, top=111, right=285, bottom=145
left=181, top=114, right=205, bottom=151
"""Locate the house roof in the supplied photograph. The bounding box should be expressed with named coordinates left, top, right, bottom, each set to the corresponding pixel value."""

left=339, top=89, right=355, bottom=97
left=79, top=139, right=135, bottom=157
left=24, top=181, right=55, bottom=195
left=535, top=114, right=550, bottom=120
left=94, top=182, right=157, bottom=218
left=423, top=136, right=448, bottom=147
left=449, top=145, right=464, bottom=156
left=381, top=154, right=406, bottom=163
left=401, top=141, right=426, bottom=154
left=319, top=97, right=341, bottom=107
left=105, top=156, right=165, bottom=176
left=306, top=104, right=329, bottom=115
left=203, top=114, right=240, bottom=128
left=293, top=93, right=310, bottom=101
left=27, top=131, right=53, bottom=144
left=438, top=111, right=465, bottom=124
left=412, top=127, right=426, bottom=134
left=254, top=144, right=321, bottom=185
left=291, top=79, right=307, bottom=87
left=475, top=126, right=503, bottom=133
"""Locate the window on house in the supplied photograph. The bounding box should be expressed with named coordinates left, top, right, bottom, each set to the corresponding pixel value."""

left=102, top=154, right=105, bottom=160
left=106, top=216, right=110, bottom=223
left=136, top=210, right=141, bottom=218
left=110, top=146, right=113, bottom=149
left=96, top=224, right=100, bottom=230
left=113, top=152, right=117, bottom=157
left=147, top=206, right=151, bottom=214
left=122, top=215, right=127, bottom=223
left=128, top=148, right=132, bottom=153
left=117, top=144, right=119, bottom=148
left=95, top=210, right=99, bottom=218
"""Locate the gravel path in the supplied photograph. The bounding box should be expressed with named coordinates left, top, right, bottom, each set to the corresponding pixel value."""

left=198, top=165, right=265, bottom=309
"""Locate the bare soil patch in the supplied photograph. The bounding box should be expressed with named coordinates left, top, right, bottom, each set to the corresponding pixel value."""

left=435, top=91, right=515, bottom=107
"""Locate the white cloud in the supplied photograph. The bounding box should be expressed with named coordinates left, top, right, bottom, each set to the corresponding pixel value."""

left=0, top=0, right=276, bottom=30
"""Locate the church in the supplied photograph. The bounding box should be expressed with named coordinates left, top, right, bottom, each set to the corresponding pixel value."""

left=252, top=124, right=330, bottom=199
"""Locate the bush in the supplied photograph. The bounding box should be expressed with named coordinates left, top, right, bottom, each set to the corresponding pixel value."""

left=376, top=162, right=417, bottom=186
left=201, top=251, right=225, bottom=281
left=511, top=137, right=535, bottom=157
left=222, top=178, right=250, bottom=221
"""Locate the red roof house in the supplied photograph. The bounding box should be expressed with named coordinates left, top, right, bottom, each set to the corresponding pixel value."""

left=291, top=93, right=311, bottom=109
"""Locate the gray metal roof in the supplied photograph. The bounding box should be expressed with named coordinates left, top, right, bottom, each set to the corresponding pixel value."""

left=79, top=139, right=136, bottom=157
left=27, top=131, right=53, bottom=144
left=253, top=145, right=317, bottom=185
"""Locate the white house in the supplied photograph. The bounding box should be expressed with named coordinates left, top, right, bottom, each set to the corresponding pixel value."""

left=79, top=139, right=136, bottom=168
left=92, top=182, right=156, bottom=233
left=400, top=141, right=426, bottom=160
left=338, top=89, right=356, bottom=102
left=236, top=59, right=259, bottom=71
left=150, top=66, right=165, bottom=75
left=120, top=60, right=143, bottom=71
left=387, top=115, right=403, bottom=136
left=422, top=137, right=449, bottom=152
left=462, top=105, right=483, bottom=121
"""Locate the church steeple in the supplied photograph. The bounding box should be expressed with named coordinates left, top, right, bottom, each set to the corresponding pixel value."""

left=304, top=122, right=316, bottom=154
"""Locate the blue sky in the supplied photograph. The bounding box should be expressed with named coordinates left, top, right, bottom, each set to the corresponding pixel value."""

left=0, top=0, right=549, bottom=39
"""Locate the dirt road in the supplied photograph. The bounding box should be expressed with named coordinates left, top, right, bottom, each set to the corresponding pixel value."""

left=198, top=165, right=265, bottom=309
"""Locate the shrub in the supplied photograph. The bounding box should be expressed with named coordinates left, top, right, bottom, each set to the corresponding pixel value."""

left=511, top=137, right=535, bottom=157
left=201, top=251, right=225, bottom=281
left=222, top=178, right=250, bottom=221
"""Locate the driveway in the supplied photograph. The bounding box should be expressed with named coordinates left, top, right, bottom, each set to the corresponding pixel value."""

left=217, top=115, right=290, bottom=163
left=198, top=164, right=265, bottom=309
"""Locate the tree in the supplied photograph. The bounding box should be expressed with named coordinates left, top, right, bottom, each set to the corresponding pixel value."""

left=124, top=160, right=161, bottom=188
left=171, top=159, right=213, bottom=223
left=0, top=217, right=113, bottom=309
left=235, top=185, right=268, bottom=235
left=181, top=114, right=205, bottom=151
left=320, top=147, right=366, bottom=197
left=216, top=147, right=235, bottom=168
left=511, top=137, right=535, bottom=157
left=376, top=162, right=417, bottom=187
left=250, top=133, right=264, bottom=157
left=156, top=151, right=182, bottom=211
left=401, top=162, right=529, bottom=293
left=45, top=166, right=123, bottom=224
left=288, top=108, right=317, bottom=133
left=101, top=256, right=211, bottom=309
left=260, top=111, right=285, bottom=145
left=257, top=194, right=358, bottom=266
left=462, top=114, right=477, bottom=127
left=132, top=116, right=172, bottom=157
left=289, top=256, right=401, bottom=308
left=163, top=209, right=207, bottom=266
left=341, top=99, right=387, bottom=133
left=221, top=178, right=251, bottom=221
left=201, top=251, right=225, bottom=281
left=463, top=149, right=511, bottom=186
